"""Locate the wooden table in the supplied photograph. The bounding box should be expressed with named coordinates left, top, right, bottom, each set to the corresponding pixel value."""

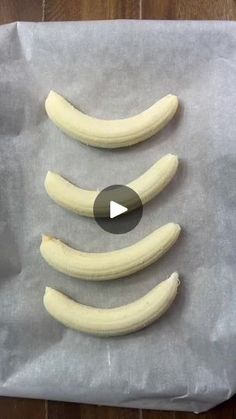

left=0, top=1, right=236, bottom=418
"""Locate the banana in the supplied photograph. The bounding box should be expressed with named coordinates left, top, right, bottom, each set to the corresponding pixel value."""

left=45, top=154, right=179, bottom=217
left=45, top=90, right=179, bottom=148
left=40, top=223, right=181, bottom=280
left=43, top=272, right=180, bottom=336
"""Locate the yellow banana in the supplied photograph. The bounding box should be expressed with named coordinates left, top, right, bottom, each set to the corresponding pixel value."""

left=45, top=154, right=179, bottom=217
left=43, top=272, right=180, bottom=336
left=40, top=223, right=181, bottom=280
left=45, top=90, right=178, bottom=148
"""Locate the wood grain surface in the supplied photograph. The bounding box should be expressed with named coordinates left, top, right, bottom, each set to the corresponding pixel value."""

left=141, top=0, right=236, bottom=20
left=0, top=1, right=236, bottom=418
left=44, top=0, right=140, bottom=21
left=0, top=0, right=42, bottom=23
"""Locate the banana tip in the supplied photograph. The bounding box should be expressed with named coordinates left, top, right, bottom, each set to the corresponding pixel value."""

left=41, top=234, right=53, bottom=243
left=166, top=153, right=179, bottom=162
left=45, top=170, right=57, bottom=184
left=44, top=171, right=51, bottom=185
left=167, top=93, right=178, bottom=100
left=43, top=287, right=53, bottom=308
left=175, top=223, right=181, bottom=234
left=48, top=89, right=56, bottom=98
left=169, top=272, right=180, bottom=285
left=168, top=94, right=179, bottom=111
left=45, top=90, right=58, bottom=110
left=44, top=286, right=51, bottom=295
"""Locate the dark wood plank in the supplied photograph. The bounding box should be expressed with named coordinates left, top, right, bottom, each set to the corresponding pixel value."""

left=142, top=411, right=175, bottom=419
left=44, top=0, right=140, bottom=21
left=79, top=404, right=140, bottom=419
left=47, top=401, right=82, bottom=419
left=142, top=0, right=236, bottom=20
left=48, top=401, right=140, bottom=419
left=0, top=397, right=46, bottom=419
left=0, top=0, right=42, bottom=24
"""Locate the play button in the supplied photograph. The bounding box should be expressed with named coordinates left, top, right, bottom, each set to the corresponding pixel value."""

left=93, top=185, right=143, bottom=234
left=110, top=201, right=128, bottom=219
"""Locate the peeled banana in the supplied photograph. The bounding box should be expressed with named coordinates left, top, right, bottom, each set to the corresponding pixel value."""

left=45, top=154, right=179, bottom=217
left=45, top=90, right=178, bottom=148
left=43, top=272, right=180, bottom=336
left=40, top=223, right=181, bottom=280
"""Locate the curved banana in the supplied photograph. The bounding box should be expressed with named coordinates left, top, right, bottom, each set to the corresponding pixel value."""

left=44, top=272, right=180, bottom=336
left=40, top=223, right=181, bottom=280
left=45, top=154, right=179, bottom=217
left=45, top=90, right=179, bottom=148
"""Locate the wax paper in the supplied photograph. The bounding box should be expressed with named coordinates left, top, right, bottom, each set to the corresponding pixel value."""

left=0, top=20, right=236, bottom=413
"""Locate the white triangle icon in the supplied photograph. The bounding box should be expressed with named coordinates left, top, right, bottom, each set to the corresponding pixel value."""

left=110, top=201, right=128, bottom=219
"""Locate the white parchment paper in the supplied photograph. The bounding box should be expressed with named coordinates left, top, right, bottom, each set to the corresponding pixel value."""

left=0, top=20, right=236, bottom=413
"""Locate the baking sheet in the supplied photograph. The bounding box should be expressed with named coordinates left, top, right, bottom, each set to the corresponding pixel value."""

left=0, top=20, right=236, bottom=413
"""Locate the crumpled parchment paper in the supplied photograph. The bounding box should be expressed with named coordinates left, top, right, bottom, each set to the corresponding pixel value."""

left=0, top=20, right=236, bottom=413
